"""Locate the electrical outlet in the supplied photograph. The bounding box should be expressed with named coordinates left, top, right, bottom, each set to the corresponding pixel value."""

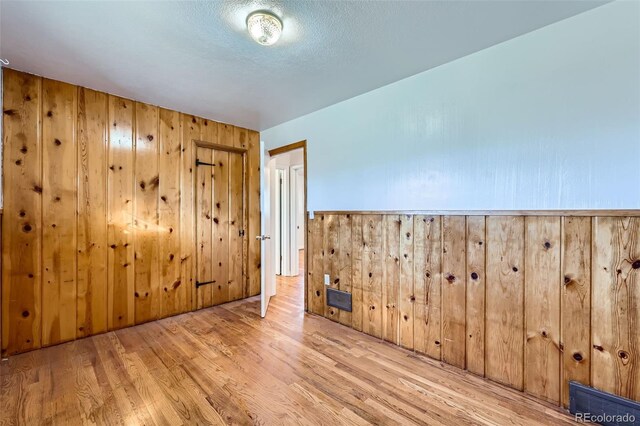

left=324, top=274, right=330, bottom=285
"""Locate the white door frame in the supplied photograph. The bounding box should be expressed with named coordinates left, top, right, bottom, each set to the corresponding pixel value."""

left=261, top=140, right=308, bottom=316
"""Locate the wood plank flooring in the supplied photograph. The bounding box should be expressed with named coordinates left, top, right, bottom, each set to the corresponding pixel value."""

left=0, top=251, right=576, bottom=425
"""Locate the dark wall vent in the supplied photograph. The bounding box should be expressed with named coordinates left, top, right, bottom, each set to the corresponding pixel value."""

left=569, top=382, right=639, bottom=425
left=326, top=288, right=352, bottom=312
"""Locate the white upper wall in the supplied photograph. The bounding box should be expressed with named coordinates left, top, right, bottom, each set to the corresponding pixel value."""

left=261, top=1, right=640, bottom=212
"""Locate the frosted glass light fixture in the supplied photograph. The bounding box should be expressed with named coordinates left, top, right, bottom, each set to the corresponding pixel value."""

left=247, top=11, right=283, bottom=46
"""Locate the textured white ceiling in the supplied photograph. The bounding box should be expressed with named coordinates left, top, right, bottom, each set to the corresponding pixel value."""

left=0, top=0, right=607, bottom=131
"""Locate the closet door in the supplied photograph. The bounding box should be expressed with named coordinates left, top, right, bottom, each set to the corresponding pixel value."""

left=195, top=146, right=245, bottom=308
left=195, top=147, right=214, bottom=309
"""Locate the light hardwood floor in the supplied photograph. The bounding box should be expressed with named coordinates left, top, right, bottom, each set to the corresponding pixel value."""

left=1, top=250, right=575, bottom=425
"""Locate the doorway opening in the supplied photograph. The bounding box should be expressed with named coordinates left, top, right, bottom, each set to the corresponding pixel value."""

left=273, top=151, right=304, bottom=277
left=260, top=140, right=307, bottom=317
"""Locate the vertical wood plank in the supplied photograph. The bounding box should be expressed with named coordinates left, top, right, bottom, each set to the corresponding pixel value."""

left=218, top=123, right=234, bottom=147
left=413, top=216, right=426, bottom=353
left=201, top=119, right=217, bottom=145
left=560, top=216, right=591, bottom=407
left=466, top=216, right=486, bottom=376
left=442, top=216, right=466, bottom=368
left=362, top=215, right=383, bottom=338
left=41, top=79, right=77, bottom=346
left=233, top=126, right=248, bottom=298
left=107, top=96, right=135, bottom=330
left=351, top=215, right=364, bottom=332
left=338, top=214, right=352, bottom=327
left=195, top=147, right=214, bottom=309
left=486, top=216, right=525, bottom=390
left=233, top=126, right=247, bottom=149
left=212, top=149, right=230, bottom=305
left=382, top=215, right=400, bottom=344
left=213, top=123, right=233, bottom=305
left=414, top=216, right=442, bottom=360
left=158, top=108, right=183, bottom=317
left=233, top=131, right=248, bottom=300
left=247, top=131, right=261, bottom=297
left=201, top=120, right=218, bottom=307
left=306, top=215, right=313, bottom=310
left=228, top=151, right=244, bottom=301
left=524, top=216, right=561, bottom=404
left=592, top=217, right=640, bottom=401
left=181, top=115, right=200, bottom=311
left=134, top=102, right=160, bottom=323
left=77, top=87, right=108, bottom=337
left=323, top=215, right=340, bottom=321
left=398, top=215, right=414, bottom=350
left=1, top=70, right=42, bottom=355
left=213, top=150, right=229, bottom=304
left=236, top=139, right=249, bottom=300
left=310, top=216, right=325, bottom=315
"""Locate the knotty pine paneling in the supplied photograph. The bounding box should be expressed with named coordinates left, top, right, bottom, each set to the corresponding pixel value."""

left=592, top=217, right=640, bottom=402
left=218, top=125, right=236, bottom=303
left=212, top=149, right=230, bottom=306
left=338, top=214, right=352, bottom=327
left=412, top=215, right=428, bottom=354
left=350, top=215, right=364, bottom=332
left=524, top=216, right=561, bottom=403
left=398, top=215, right=414, bottom=350
left=382, top=214, right=400, bottom=344
left=228, top=151, right=244, bottom=302
left=107, top=95, right=135, bottom=331
left=1, top=69, right=260, bottom=356
left=362, top=215, right=383, bottom=338
left=465, top=215, right=486, bottom=376
left=485, top=216, right=525, bottom=390
left=324, top=214, right=339, bottom=321
left=441, top=215, right=466, bottom=369
left=41, top=79, right=77, bottom=346
left=158, top=108, right=183, bottom=317
left=306, top=211, right=640, bottom=407
left=309, top=214, right=325, bottom=316
left=560, top=216, right=591, bottom=407
left=77, top=87, right=108, bottom=337
left=134, top=102, right=160, bottom=323
left=181, top=115, right=200, bottom=313
left=417, top=215, right=442, bottom=360
left=2, top=69, right=42, bottom=354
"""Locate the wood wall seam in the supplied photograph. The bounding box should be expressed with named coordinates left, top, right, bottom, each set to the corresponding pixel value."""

left=314, top=210, right=640, bottom=217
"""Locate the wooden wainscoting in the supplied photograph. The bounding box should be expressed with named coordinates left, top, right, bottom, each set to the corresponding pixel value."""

left=1, top=68, right=261, bottom=356
left=306, top=212, right=640, bottom=408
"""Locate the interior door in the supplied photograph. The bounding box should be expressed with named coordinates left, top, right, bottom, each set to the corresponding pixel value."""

left=195, top=146, right=244, bottom=309
left=196, top=146, right=214, bottom=309
left=260, top=141, right=276, bottom=317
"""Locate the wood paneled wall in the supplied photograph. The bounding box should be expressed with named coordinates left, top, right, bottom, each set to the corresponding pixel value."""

left=1, top=68, right=261, bottom=356
left=307, top=212, right=640, bottom=407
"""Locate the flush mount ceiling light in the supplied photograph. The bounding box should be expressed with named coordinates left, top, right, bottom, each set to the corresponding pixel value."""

left=247, top=11, right=283, bottom=46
